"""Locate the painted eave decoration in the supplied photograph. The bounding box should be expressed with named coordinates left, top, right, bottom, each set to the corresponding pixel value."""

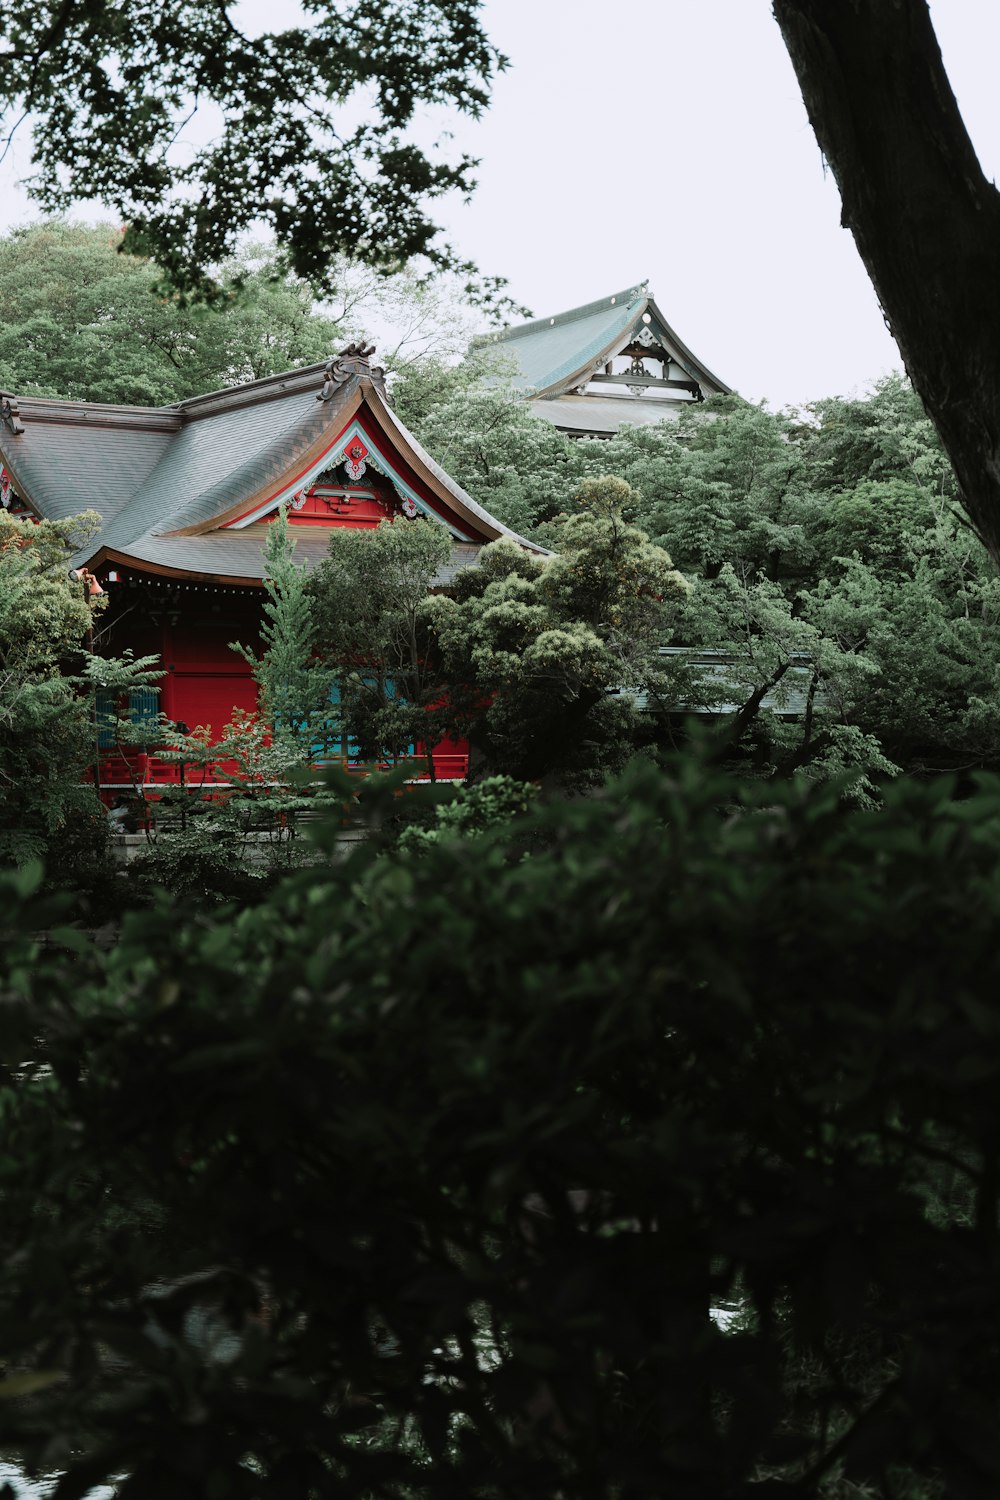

left=471, top=282, right=731, bottom=435
left=0, top=349, right=546, bottom=585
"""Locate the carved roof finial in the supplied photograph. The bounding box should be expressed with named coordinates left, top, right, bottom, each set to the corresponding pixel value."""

left=0, top=394, right=25, bottom=436
left=317, top=344, right=386, bottom=402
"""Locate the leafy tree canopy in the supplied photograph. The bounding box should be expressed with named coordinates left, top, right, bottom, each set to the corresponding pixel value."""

left=306, top=480, right=689, bottom=787
left=0, top=222, right=483, bottom=406
left=795, top=373, right=957, bottom=499
left=308, top=515, right=454, bottom=770
left=409, top=380, right=590, bottom=536
left=0, top=0, right=514, bottom=309
left=0, top=511, right=132, bottom=869
left=401, top=364, right=1000, bottom=783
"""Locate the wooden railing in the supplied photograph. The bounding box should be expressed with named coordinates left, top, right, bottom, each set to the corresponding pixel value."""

left=91, top=746, right=469, bottom=804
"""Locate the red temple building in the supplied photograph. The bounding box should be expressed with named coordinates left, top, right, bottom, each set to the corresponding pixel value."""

left=0, top=348, right=543, bottom=793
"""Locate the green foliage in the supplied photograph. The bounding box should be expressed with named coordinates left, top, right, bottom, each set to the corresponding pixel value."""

left=405, top=380, right=824, bottom=582
left=0, top=511, right=106, bottom=864
left=390, top=352, right=499, bottom=433
left=814, top=478, right=938, bottom=575
left=682, top=387, right=1000, bottom=780
left=5, top=759, right=1000, bottom=1495
left=0, top=224, right=363, bottom=405
left=0, top=513, right=162, bottom=898
left=411, top=380, right=588, bottom=535
left=122, top=518, right=456, bottom=901
left=120, top=712, right=360, bottom=903
left=804, top=550, right=1000, bottom=774
left=445, top=483, right=682, bottom=777
left=669, top=561, right=899, bottom=798
left=404, top=364, right=1000, bottom=784
left=797, top=373, right=956, bottom=498
left=0, top=1, right=516, bottom=310
left=397, top=773, right=537, bottom=854
left=428, top=479, right=690, bottom=783
left=124, top=817, right=270, bottom=905
left=296, top=484, right=689, bottom=788
left=636, top=396, right=822, bottom=586
left=232, top=508, right=331, bottom=743
left=309, top=518, right=454, bottom=768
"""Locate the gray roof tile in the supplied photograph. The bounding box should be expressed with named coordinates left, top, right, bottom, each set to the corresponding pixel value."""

left=101, top=385, right=325, bottom=551
left=110, top=525, right=483, bottom=587
left=0, top=414, right=172, bottom=529
left=0, top=358, right=546, bottom=581
left=475, top=287, right=645, bottom=394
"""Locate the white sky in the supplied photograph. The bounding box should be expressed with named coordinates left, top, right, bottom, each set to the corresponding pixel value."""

left=1, top=0, right=997, bottom=408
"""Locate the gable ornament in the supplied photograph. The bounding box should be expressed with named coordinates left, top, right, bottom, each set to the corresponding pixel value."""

left=343, top=437, right=369, bottom=482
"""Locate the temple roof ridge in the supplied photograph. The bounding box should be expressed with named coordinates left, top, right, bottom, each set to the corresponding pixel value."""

left=473, top=283, right=649, bottom=348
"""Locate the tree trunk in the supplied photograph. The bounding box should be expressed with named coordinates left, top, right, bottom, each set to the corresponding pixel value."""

left=773, top=0, right=1000, bottom=565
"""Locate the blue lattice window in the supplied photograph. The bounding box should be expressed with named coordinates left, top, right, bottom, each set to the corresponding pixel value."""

left=275, top=678, right=416, bottom=763
left=96, top=688, right=160, bottom=749
left=315, top=678, right=415, bottom=764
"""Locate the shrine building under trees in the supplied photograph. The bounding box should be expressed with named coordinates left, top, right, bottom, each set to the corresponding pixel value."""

left=0, top=286, right=728, bottom=797
left=0, top=348, right=544, bottom=792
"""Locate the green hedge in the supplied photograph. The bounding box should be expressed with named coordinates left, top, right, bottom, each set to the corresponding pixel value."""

left=3, top=760, right=1000, bottom=1498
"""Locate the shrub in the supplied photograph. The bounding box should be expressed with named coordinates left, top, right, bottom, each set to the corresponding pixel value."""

left=2, top=758, right=1000, bottom=1496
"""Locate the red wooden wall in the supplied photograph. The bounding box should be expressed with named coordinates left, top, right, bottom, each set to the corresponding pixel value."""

left=94, top=576, right=467, bottom=795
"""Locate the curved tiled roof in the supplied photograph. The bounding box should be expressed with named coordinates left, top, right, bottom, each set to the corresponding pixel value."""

left=474, top=286, right=647, bottom=395
left=476, top=285, right=644, bottom=393
left=113, top=384, right=326, bottom=544
left=472, top=283, right=730, bottom=414
left=98, top=528, right=484, bottom=588
left=0, top=356, right=546, bottom=582
left=0, top=399, right=176, bottom=529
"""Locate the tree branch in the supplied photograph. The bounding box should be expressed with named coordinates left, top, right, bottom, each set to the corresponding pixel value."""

left=718, top=658, right=791, bottom=752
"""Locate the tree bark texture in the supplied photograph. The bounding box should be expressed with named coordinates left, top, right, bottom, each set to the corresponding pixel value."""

left=773, top=0, right=1000, bottom=564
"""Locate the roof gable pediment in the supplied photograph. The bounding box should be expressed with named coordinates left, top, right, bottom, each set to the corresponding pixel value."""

left=475, top=282, right=730, bottom=405
left=216, top=412, right=478, bottom=539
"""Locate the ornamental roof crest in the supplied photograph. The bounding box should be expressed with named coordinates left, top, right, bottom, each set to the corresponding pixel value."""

left=317, top=343, right=388, bottom=402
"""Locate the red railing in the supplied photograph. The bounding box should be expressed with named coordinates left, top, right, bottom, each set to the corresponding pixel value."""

left=91, top=745, right=469, bottom=806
